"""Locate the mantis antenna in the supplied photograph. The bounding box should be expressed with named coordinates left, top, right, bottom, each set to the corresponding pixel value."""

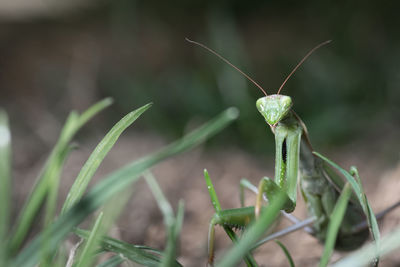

left=185, top=37, right=268, bottom=96
left=276, top=40, right=331, bottom=95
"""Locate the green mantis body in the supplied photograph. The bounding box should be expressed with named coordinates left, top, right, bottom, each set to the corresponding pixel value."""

left=257, top=94, right=368, bottom=250
left=187, top=39, right=370, bottom=265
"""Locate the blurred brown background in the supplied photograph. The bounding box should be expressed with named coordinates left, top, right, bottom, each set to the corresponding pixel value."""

left=1, top=0, right=400, bottom=266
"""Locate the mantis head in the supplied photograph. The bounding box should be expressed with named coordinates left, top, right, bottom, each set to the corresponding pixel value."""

left=186, top=38, right=330, bottom=127
left=256, top=95, right=292, bottom=127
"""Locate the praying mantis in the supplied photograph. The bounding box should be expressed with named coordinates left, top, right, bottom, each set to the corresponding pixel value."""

left=186, top=38, right=394, bottom=266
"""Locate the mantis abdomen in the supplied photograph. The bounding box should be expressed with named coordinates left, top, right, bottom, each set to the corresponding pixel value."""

left=296, top=115, right=369, bottom=250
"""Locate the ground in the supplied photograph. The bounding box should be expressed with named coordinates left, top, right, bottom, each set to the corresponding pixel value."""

left=12, top=125, right=400, bottom=266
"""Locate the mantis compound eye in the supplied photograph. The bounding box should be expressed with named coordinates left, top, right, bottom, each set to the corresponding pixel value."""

left=256, top=94, right=292, bottom=126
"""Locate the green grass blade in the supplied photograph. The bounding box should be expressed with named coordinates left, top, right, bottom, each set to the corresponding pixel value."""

left=75, top=228, right=169, bottom=267
left=71, top=181, right=131, bottom=267
left=319, top=183, right=352, bottom=267
left=217, top=192, right=286, bottom=267
left=314, top=152, right=380, bottom=262
left=10, top=107, right=238, bottom=267
left=222, top=226, right=258, bottom=267
left=97, top=255, right=125, bottom=267
left=145, top=172, right=174, bottom=226
left=80, top=107, right=238, bottom=212
left=170, top=201, right=184, bottom=261
left=162, top=200, right=184, bottom=267
left=349, top=166, right=380, bottom=255
left=274, top=240, right=294, bottom=267
left=145, top=171, right=185, bottom=266
left=61, top=103, right=152, bottom=214
left=144, top=171, right=184, bottom=267
left=40, top=145, right=74, bottom=267
left=9, top=98, right=112, bottom=254
left=76, top=212, right=104, bottom=267
left=9, top=112, right=75, bottom=254
left=0, top=110, right=11, bottom=264
left=314, top=153, right=361, bottom=202
left=76, top=98, right=113, bottom=129
left=204, top=169, right=221, bottom=212
left=322, top=162, right=359, bottom=205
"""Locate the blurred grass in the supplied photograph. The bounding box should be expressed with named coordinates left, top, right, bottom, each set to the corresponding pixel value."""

left=61, top=102, right=153, bottom=214
left=145, top=172, right=184, bottom=267
left=217, top=190, right=286, bottom=267
left=9, top=106, right=238, bottom=267
left=75, top=211, right=104, bottom=267
left=332, top=225, right=400, bottom=267
left=0, top=110, right=11, bottom=267
left=0, top=97, right=239, bottom=266
left=315, top=152, right=381, bottom=250
left=319, top=183, right=352, bottom=267
left=9, top=98, right=113, bottom=255
left=274, top=240, right=294, bottom=267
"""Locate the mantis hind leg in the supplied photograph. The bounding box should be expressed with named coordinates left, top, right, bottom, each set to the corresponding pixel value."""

left=239, top=178, right=258, bottom=207
left=207, top=218, right=218, bottom=266
left=205, top=171, right=258, bottom=266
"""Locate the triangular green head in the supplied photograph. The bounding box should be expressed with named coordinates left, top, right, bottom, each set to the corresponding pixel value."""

left=256, top=94, right=293, bottom=126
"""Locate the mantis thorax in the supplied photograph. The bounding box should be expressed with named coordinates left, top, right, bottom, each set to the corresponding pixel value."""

left=256, top=94, right=293, bottom=126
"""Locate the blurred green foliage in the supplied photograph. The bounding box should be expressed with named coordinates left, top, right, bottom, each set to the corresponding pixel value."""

left=1, top=0, right=399, bottom=155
